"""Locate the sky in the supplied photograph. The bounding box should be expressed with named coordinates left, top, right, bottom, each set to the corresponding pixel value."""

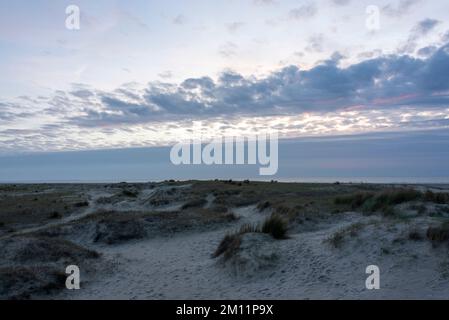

left=0, top=0, right=449, bottom=181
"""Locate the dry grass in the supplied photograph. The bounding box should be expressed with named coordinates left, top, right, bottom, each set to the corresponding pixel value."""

left=0, top=189, right=88, bottom=226
left=408, top=228, right=423, bottom=241
left=326, top=222, right=364, bottom=248
left=424, top=191, right=449, bottom=204
left=426, top=221, right=449, bottom=243
left=13, top=236, right=100, bottom=263
left=212, top=233, right=242, bottom=260
left=257, top=201, right=272, bottom=211
left=181, top=198, right=207, bottom=210
left=261, top=214, right=288, bottom=239
left=0, top=266, right=67, bottom=299
left=334, top=188, right=423, bottom=215
left=213, top=214, right=288, bottom=259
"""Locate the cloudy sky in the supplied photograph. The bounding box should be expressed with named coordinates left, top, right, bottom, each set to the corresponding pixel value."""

left=1, top=0, right=449, bottom=155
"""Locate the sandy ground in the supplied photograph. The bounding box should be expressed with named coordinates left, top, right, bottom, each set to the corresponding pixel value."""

left=57, top=212, right=449, bottom=299
left=1, top=181, right=449, bottom=299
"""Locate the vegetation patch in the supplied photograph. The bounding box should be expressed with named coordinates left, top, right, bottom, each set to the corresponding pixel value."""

left=122, top=189, right=139, bottom=198
left=181, top=198, right=207, bottom=210
left=0, top=266, right=67, bottom=299
left=261, top=214, right=288, bottom=239
left=94, top=219, right=147, bottom=244
left=213, top=233, right=242, bottom=260
left=334, top=188, right=424, bottom=215
left=408, top=228, right=424, bottom=241
left=12, top=236, right=100, bottom=263
left=74, top=201, right=89, bottom=208
left=213, top=214, right=287, bottom=259
left=326, top=222, right=364, bottom=248
left=426, top=221, right=449, bottom=243
left=257, top=201, right=272, bottom=211
left=424, top=191, right=449, bottom=204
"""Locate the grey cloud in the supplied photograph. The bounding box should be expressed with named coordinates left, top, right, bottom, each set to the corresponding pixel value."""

left=0, top=102, right=34, bottom=123
left=253, top=0, right=276, bottom=5
left=158, top=71, right=173, bottom=79
left=70, top=89, right=95, bottom=99
left=399, top=19, right=441, bottom=54
left=417, top=46, right=438, bottom=57
left=218, top=42, right=238, bottom=58
left=357, top=49, right=383, bottom=59
left=442, top=30, right=449, bottom=43
left=173, top=14, right=187, bottom=25
left=415, top=18, right=440, bottom=35
left=383, top=0, right=421, bottom=17
left=68, top=43, right=449, bottom=127
left=331, top=0, right=351, bottom=6
left=289, top=3, right=318, bottom=20
left=7, top=43, right=449, bottom=129
left=305, top=34, right=325, bottom=52
left=226, top=22, right=245, bottom=34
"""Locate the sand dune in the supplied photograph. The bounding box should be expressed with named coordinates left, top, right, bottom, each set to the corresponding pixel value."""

left=1, top=181, right=449, bottom=299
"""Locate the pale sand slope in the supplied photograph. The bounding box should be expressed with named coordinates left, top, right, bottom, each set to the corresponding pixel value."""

left=2, top=182, right=449, bottom=299
left=55, top=208, right=449, bottom=300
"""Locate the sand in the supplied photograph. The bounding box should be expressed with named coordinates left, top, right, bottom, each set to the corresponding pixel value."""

left=1, top=181, right=449, bottom=299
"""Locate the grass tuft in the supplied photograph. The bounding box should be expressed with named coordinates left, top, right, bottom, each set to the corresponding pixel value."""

left=326, top=222, right=364, bottom=248
left=426, top=221, right=449, bottom=243
left=212, top=234, right=241, bottom=259
left=213, top=214, right=288, bottom=259
left=260, top=214, right=288, bottom=239
left=408, top=229, right=423, bottom=241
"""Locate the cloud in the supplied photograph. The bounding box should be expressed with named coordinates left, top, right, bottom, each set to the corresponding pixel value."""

left=415, top=18, right=441, bottom=34
left=226, top=22, right=245, bottom=34
left=0, top=101, right=35, bottom=123
left=399, top=19, right=441, bottom=54
left=289, top=3, right=318, bottom=20
left=443, top=31, right=449, bottom=43
left=59, top=42, right=449, bottom=127
left=3, top=41, right=449, bottom=137
left=382, top=0, right=421, bottom=17
left=218, top=42, right=238, bottom=58
left=305, top=34, right=325, bottom=52
left=417, top=46, right=438, bottom=57
left=173, top=14, right=187, bottom=25
left=70, top=89, right=95, bottom=99
left=253, top=0, right=276, bottom=5
left=331, top=0, right=351, bottom=6
left=158, top=71, right=174, bottom=79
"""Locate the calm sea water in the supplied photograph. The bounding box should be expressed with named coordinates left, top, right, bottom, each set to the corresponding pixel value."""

left=1, top=130, right=448, bottom=184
